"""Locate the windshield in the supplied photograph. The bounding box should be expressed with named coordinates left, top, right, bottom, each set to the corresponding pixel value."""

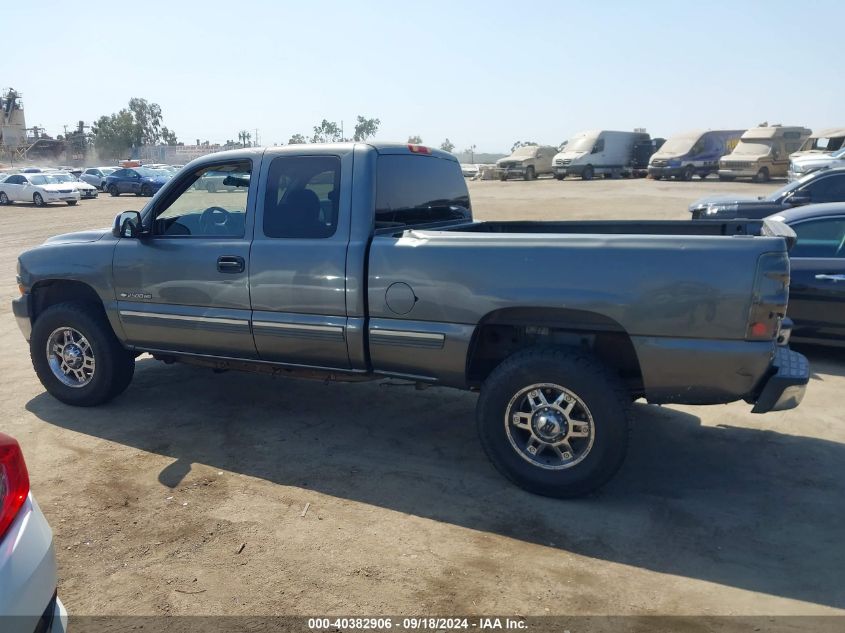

left=764, top=174, right=818, bottom=201
left=655, top=135, right=698, bottom=155
left=46, top=174, right=75, bottom=183
left=511, top=146, right=538, bottom=158
left=733, top=140, right=772, bottom=156
left=566, top=135, right=598, bottom=152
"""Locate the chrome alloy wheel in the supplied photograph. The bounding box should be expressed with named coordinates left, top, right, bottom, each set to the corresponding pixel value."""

left=505, top=383, right=595, bottom=470
left=46, top=327, right=95, bottom=388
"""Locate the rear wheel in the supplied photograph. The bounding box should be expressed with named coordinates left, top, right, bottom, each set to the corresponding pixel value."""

left=33, top=193, right=45, bottom=207
left=0, top=192, right=10, bottom=205
left=66, top=200, right=78, bottom=206
left=754, top=167, right=770, bottom=183
left=30, top=302, right=135, bottom=407
left=581, top=165, right=595, bottom=181
left=108, top=185, right=119, bottom=196
left=476, top=347, right=630, bottom=497
left=682, top=165, right=695, bottom=181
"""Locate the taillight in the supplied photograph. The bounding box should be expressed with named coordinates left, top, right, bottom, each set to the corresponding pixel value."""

left=747, top=251, right=790, bottom=341
left=0, top=433, right=30, bottom=540
left=408, top=144, right=432, bottom=154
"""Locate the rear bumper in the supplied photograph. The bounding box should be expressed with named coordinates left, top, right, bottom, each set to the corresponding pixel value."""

left=750, top=346, right=809, bottom=413
left=12, top=293, right=32, bottom=341
left=0, top=495, right=64, bottom=633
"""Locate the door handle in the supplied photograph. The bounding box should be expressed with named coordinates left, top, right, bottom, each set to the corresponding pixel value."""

left=815, top=274, right=845, bottom=282
left=217, top=255, right=245, bottom=273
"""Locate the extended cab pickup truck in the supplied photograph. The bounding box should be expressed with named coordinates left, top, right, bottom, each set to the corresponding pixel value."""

left=13, top=143, right=810, bottom=497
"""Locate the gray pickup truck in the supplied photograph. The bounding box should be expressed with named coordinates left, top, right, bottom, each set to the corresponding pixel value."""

left=13, top=142, right=809, bottom=497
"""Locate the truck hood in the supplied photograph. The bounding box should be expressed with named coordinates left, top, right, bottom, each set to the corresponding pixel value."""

left=554, top=150, right=588, bottom=161
left=44, top=228, right=109, bottom=245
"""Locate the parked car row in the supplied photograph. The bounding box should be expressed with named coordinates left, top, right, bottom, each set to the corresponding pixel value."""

left=485, top=125, right=845, bottom=183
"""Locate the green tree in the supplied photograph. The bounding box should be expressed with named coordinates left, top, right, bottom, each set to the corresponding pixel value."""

left=311, top=119, right=342, bottom=143
left=92, top=97, right=178, bottom=157
left=408, top=135, right=423, bottom=144
left=353, top=115, right=380, bottom=142
left=92, top=109, right=137, bottom=159
left=288, top=133, right=307, bottom=144
left=440, top=138, right=455, bottom=153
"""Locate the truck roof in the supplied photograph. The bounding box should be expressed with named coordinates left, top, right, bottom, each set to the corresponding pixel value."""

left=742, top=126, right=810, bottom=139
left=808, top=127, right=845, bottom=138
left=180, top=142, right=458, bottom=171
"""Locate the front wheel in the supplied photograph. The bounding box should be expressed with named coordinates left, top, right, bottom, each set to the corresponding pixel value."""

left=30, top=302, right=135, bottom=406
left=108, top=185, right=119, bottom=196
left=0, top=192, right=10, bottom=205
left=66, top=200, right=78, bottom=206
left=755, top=167, right=770, bottom=183
left=476, top=348, right=630, bottom=497
left=33, top=193, right=45, bottom=207
left=524, top=166, right=535, bottom=181
left=581, top=165, right=594, bottom=181
left=141, top=184, right=152, bottom=197
left=682, top=165, right=695, bottom=181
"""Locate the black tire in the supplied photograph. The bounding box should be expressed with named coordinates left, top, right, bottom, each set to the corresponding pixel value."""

left=108, top=185, right=120, bottom=196
left=30, top=302, right=135, bottom=407
left=99, top=181, right=107, bottom=191
left=581, top=165, right=594, bottom=181
left=33, top=193, right=45, bottom=207
left=554, top=174, right=565, bottom=181
left=682, top=165, right=695, bottom=181
left=524, top=166, right=535, bottom=181
left=754, top=167, right=770, bottom=183
left=0, top=191, right=10, bottom=205
left=652, top=174, right=662, bottom=180
left=499, top=173, right=508, bottom=182
left=476, top=347, right=630, bottom=498
left=141, top=184, right=152, bottom=197
left=66, top=200, right=78, bottom=206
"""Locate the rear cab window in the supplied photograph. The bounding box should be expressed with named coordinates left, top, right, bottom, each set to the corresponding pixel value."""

left=375, top=155, right=471, bottom=232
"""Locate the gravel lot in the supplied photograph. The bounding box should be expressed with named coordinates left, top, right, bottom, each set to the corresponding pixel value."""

left=1, top=176, right=843, bottom=618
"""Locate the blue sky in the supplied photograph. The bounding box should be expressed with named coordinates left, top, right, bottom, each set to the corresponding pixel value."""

left=3, top=0, right=843, bottom=153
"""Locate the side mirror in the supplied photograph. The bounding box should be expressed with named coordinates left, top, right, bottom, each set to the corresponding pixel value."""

left=112, top=210, right=143, bottom=238
left=788, top=193, right=811, bottom=206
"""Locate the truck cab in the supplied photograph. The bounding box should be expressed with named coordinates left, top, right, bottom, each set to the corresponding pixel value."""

left=649, top=129, right=745, bottom=181
left=718, top=125, right=811, bottom=182
left=552, top=130, right=651, bottom=180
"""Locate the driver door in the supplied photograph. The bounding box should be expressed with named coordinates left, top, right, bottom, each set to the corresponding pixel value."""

left=112, top=159, right=258, bottom=358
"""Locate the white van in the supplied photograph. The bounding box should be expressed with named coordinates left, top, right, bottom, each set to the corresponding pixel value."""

left=552, top=130, right=651, bottom=180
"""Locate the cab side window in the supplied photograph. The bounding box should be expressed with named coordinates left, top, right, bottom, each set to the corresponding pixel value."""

left=804, top=174, right=845, bottom=203
left=152, top=161, right=252, bottom=237
left=263, top=156, right=340, bottom=239
left=790, top=218, right=845, bottom=258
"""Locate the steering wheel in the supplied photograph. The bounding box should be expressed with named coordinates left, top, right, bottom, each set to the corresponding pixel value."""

left=199, top=206, right=230, bottom=233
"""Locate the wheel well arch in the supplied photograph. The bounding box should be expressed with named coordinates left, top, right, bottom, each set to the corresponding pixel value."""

left=31, top=279, right=105, bottom=321
left=465, top=307, right=644, bottom=395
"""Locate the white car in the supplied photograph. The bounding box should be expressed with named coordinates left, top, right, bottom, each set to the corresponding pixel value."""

left=79, top=167, right=117, bottom=191
left=0, top=173, right=81, bottom=207
left=53, top=172, right=98, bottom=199
left=788, top=147, right=845, bottom=182
left=0, top=433, right=67, bottom=633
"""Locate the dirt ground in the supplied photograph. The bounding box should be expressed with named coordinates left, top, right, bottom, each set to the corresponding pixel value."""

left=1, top=176, right=843, bottom=618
